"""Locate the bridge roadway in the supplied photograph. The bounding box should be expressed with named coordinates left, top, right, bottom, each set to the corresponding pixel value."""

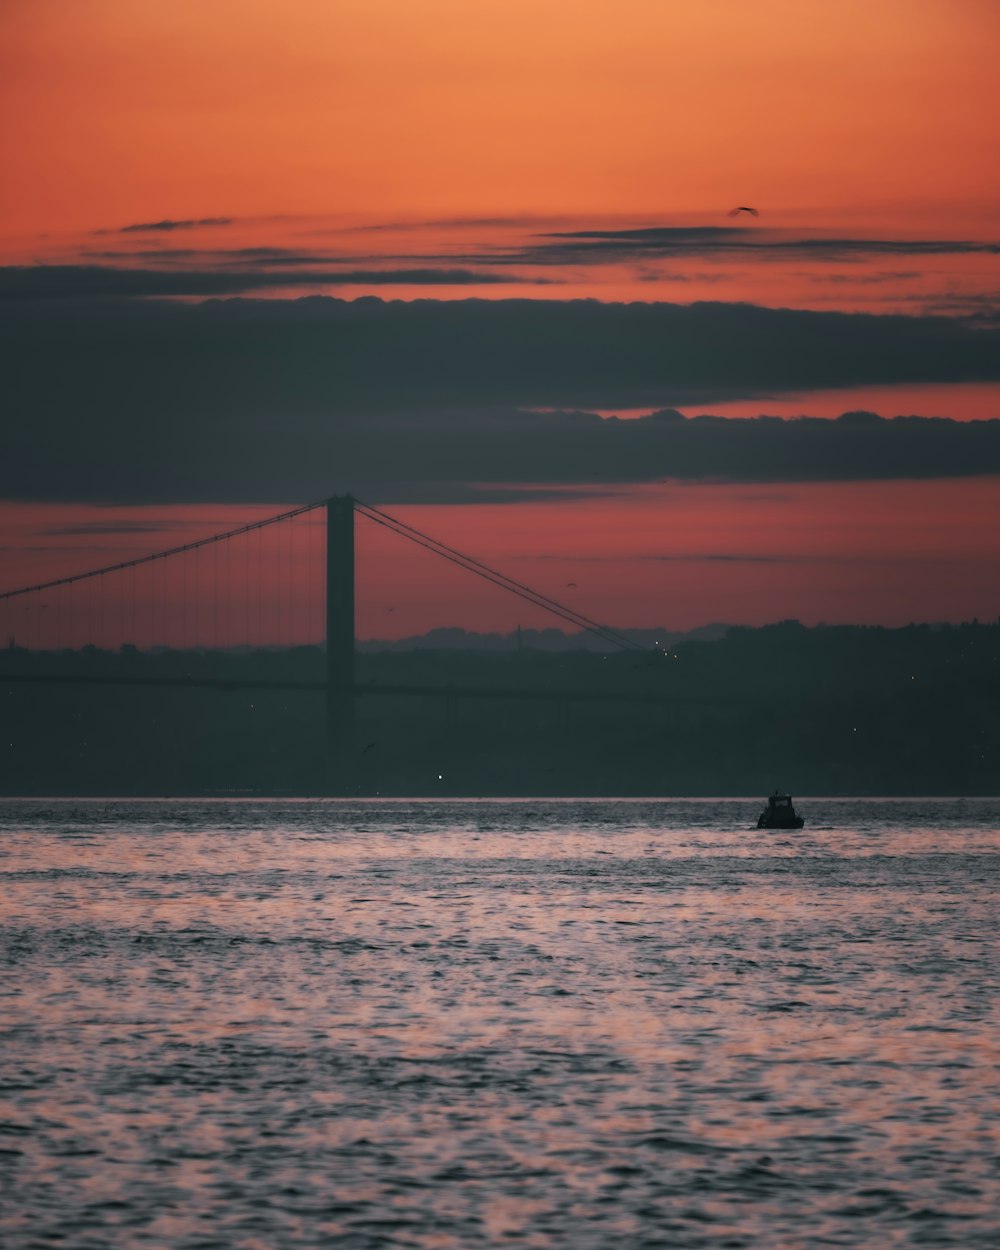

left=1, top=670, right=686, bottom=706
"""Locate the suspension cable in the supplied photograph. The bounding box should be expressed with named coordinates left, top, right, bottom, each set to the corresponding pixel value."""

left=0, top=499, right=328, bottom=600
left=3, top=494, right=652, bottom=655
left=354, top=499, right=647, bottom=653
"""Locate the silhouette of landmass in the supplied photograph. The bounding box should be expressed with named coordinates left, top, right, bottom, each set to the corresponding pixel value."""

left=1, top=620, right=997, bottom=796
left=359, top=625, right=731, bottom=652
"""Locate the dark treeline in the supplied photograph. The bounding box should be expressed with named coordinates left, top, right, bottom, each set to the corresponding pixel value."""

left=1, top=620, right=998, bottom=796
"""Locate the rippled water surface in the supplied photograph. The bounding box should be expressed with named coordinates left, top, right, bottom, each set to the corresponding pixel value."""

left=1, top=797, right=998, bottom=1248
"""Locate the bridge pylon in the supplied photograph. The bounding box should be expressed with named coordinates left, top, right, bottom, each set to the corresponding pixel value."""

left=326, top=494, right=355, bottom=744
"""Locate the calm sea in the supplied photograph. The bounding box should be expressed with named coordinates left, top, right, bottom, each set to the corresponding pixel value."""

left=1, top=798, right=998, bottom=1249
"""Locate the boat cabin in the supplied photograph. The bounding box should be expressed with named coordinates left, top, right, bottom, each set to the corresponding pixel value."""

left=757, top=791, right=805, bottom=829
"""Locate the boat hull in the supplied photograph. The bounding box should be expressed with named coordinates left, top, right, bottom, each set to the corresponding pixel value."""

left=757, top=814, right=805, bottom=829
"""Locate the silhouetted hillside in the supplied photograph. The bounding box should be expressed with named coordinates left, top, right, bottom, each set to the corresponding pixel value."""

left=358, top=625, right=731, bottom=651
left=1, top=620, right=997, bottom=796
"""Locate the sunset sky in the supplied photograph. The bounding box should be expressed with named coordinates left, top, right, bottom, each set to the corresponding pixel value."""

left=2, top=0, right=1000, bottom=639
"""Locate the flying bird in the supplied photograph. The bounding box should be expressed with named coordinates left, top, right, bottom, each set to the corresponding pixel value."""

left=727, top=206, right=759, bottom=217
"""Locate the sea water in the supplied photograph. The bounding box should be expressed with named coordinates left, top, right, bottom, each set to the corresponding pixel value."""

left=1, top=797, right=998, bottom=1249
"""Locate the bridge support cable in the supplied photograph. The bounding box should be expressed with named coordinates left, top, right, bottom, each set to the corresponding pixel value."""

left=0, top=499, right=329, bottom=603
left=353, top=499, right=650, bottom=655
left=2, top=491, right=652, bottom=678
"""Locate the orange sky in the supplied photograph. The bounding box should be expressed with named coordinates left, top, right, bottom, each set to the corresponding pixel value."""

left=3, top=0, right=998, bottom=236
left=4, top=480, right=1000, bottom=645
left=3, top=0, right=999, bottom=320
left=2, top=0, right=1000, bottom=633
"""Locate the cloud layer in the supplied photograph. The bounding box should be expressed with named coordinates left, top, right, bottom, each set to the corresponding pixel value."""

left=3, top=295, right=1000, bottom=502
left=6, top=403, right=1000, bottom=504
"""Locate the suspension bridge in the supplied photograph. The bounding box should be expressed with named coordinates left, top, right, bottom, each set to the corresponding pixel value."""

left=1, top=495, right=665, bottom=746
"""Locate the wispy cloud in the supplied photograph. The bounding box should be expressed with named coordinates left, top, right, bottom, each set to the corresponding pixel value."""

left=81, top=219, right=1000, bottom=275
left=517, top=226, right=1000, bottom=265
left=0, top=265, right=524, bottom=299
left=527, top=550, right=856, bottom=565
left=809, top=270, right=922, bottom=285
left=36, top=522, right=166, bottom=537
left=87, top=246, right=346, bottom=267
left=94, top=217, right=236, bottom=235
left=398, top=226, right=1000, bottom=271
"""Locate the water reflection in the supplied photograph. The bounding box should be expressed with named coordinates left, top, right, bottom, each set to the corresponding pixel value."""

left=1, top=798, right=998, bottom=1248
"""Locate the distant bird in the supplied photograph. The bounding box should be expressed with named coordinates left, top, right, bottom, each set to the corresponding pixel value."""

left=727, top=205, right=759, bottom=217
left=566, top=582, right=577, bottom=588
left=362, top=741, right=377, bottom=753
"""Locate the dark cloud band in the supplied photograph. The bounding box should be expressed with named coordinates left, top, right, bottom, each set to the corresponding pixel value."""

left=3, top=295, right=1000, bottom=503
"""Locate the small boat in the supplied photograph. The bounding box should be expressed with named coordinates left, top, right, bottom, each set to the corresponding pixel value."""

left=757, top=791, right=805, bottom=829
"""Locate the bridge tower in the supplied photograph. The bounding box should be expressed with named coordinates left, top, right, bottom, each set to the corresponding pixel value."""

left=325, top=494, right=355, bottom=741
